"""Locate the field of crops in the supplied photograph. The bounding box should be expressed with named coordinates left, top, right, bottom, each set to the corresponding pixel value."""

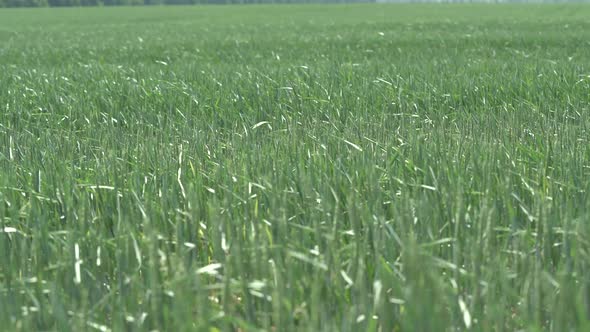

left=1, top=4, right=590, bottom=331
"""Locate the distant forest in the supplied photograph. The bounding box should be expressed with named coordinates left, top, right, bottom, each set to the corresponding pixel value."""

left=1, top=0, right=374, bottom=6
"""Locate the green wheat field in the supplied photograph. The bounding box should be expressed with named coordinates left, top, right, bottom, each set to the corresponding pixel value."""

left=1, top=4, right=590, bottom=331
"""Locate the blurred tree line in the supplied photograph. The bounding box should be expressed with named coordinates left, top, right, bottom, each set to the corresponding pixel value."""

left=0, top=0, right=370, bottom=6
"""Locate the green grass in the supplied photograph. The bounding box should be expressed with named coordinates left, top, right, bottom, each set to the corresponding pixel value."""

left=1, top=4, right=590, bottom=331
